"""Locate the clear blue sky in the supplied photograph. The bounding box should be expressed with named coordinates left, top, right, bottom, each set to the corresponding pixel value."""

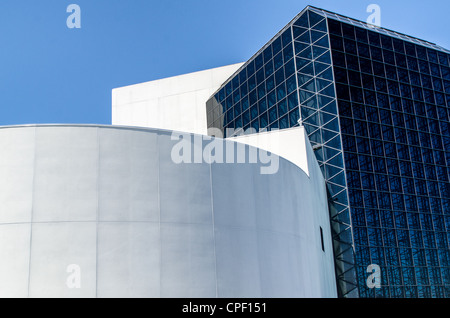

left=0, top=0, right=449, bottom=125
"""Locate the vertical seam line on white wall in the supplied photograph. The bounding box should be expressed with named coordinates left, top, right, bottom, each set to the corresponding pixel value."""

left=27, top=126, right=37, bottom=297
left=95, top=127, right=100, bottom=298
left=208, top=159, right=219, bottom=298
left=157, top=133, right=162, bottom=298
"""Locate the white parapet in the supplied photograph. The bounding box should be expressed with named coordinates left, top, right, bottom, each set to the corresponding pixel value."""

left=112, top=63, right=244, bottom=135
left=229, top=126, right=310, bottom=177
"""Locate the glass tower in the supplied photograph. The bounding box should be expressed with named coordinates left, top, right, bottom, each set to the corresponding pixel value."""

left=206, top=6, right=450, bottom=298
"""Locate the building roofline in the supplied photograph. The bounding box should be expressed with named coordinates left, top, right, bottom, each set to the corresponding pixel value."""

left=207, top=6, right=311, bottom=100
left=308, top=5, right=450, bottom=54
left=208, top=5, right=450, bottom=102
left=307, top=5, right=438, bottom=47
left=0, top=123, right=191, bottom=137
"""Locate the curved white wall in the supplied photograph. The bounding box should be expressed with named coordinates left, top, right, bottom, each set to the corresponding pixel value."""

left=0, top=125, right=336, bottom=298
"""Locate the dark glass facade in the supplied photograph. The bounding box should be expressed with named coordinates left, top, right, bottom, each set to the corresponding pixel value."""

left=206, top=6, right=450, bottom=298
left=329, top=15, right=450, bottom=298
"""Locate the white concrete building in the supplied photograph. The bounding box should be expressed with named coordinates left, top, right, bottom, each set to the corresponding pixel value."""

left=0, top=124, right=336, bottom=298
left=112, top=63, right=244, bottom=135
left=0, top=62, right=338, bottom=298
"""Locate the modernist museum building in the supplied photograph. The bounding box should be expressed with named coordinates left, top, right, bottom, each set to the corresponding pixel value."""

left=1, top=6, right=449, bottom=298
